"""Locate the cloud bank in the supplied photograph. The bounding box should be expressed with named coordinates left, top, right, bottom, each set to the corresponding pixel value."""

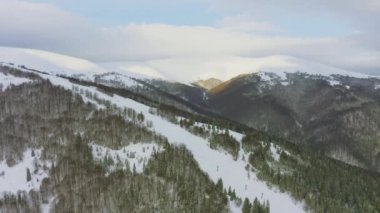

left=0, top=0, right=379, bottom=82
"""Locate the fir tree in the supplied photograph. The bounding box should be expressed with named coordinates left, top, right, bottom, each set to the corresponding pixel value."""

left=242, top=197, right=251, bottom=213
left=26, top=168, right=31, bottom=182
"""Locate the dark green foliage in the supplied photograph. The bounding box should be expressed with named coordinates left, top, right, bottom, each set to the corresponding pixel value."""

left=48, top=140, right=228, bottom=213
left=242, top=198, right=251, bottom=213
left=177, top=118, right=211, bottom=138
left=209, top=132, right=240, bottom=159
left=145, top=144, right=229, bottom=213
left=243, top=135, right=380, bottom=213
left=241, top=197, right=269, bottom=213
left=252, top=198, right=270, bottom=213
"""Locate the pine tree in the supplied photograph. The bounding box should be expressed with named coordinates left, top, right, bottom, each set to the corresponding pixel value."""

left=242, top=197, right=251, bottom=213
left=133, top=163, right=137, bottom=175
left=216, top=178, right=223, bottom=193
left=26, top=168, right=31, bottom=182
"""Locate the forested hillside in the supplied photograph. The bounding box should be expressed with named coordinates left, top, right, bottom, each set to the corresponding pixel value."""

left=208, top=72, right=380, bottom=172
left=0, top=67, right=229, bottom=212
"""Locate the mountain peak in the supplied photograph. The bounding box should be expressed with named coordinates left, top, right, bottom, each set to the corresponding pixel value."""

left=194, top=78, right=223, bottom=90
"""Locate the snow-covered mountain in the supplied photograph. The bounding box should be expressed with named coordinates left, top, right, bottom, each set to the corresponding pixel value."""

left=0, top=47, right=106, bottom=79
left=1, top=46, right=377, bottom=84
left=1, top=47, right=380, bottom=213
left=0, top=60, right=305, bottom=213
left=0, top=47, right=169, bottom=83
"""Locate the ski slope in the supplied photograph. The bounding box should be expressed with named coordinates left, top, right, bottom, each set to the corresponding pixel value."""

left=39, top=73, right=305, bottom=213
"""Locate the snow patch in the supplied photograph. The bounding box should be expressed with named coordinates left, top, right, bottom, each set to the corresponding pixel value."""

left=328, top=79, right=341, bottom=86
left=41, top=196, right=56, bottom=213
left=0, top=72, right=31, bottom=91
left=270, top=144, right=280, bottom=161
left=91, top=143, right=162, bottom=174
left=0, top=149, right=51, bottom=194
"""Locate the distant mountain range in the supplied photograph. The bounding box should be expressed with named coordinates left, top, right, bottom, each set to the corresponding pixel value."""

left=1, top=46, right=380, bottom=212
left=1, top=46, right=379, bottom=172
left=207, top=72, right=380, bottom=171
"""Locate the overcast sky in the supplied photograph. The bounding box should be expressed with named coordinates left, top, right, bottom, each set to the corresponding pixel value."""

left=0, top=0, right=379, bottom=81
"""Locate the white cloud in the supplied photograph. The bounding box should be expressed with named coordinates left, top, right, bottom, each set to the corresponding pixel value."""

left=0, top=0, right=379, bottom=82
left=217, top=14, right=282, bottom=34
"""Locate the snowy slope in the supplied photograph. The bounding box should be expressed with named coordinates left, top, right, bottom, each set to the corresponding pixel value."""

left=256, top=55, right=374, bottom=80
left=99, top=62, right=168, bottom=80
left=0, top=47, right=168, bottom=89
left=0, top=47, right=107, bottom=80
left=0, top=149, right=51, bottom=194
left=0, top=72, right=31, bottom=91
left=252, top=55, right=380, bottom=87
left=95, top=72, right=143, bottom=88
left=37, top=73, right=305, bottom=213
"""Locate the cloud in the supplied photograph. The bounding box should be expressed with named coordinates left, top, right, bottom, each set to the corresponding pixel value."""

left=216, top=14, right=282, bottom=34
left=0, top=0, right=379, bottom=82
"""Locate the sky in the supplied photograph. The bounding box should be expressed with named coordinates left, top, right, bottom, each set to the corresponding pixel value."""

left=0, top=0, right=379, bottom=82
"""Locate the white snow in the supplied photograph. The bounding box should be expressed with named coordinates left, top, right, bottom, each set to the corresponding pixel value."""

left=99, top=62, right=168, bottom=80
left=0, top=149, right=50, bottom=194
left=41, top=196, right=56, bottom=213
left=97, top=73, right=141, bottom=88
left=375, top=84, right=380, bottom=90
left=91, top=143, right=162, bottom=174
left=256, top=56, right=375, bottom=80
left=281, top=81, right=290, bottom=86
left=0, top=72, right=31, bottom=91
left=270, top=144, right=281, bottom=161
left=328, top=80, right=341, bottom=86
left=0, top=47, right=106, bottom=80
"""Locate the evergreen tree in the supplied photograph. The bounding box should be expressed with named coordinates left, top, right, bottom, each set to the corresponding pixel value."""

left=216, top=178, right=224, bottom=193
left=242, top=197, right=251, bottom=213
left=26, top=168, right=31, bottom=182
